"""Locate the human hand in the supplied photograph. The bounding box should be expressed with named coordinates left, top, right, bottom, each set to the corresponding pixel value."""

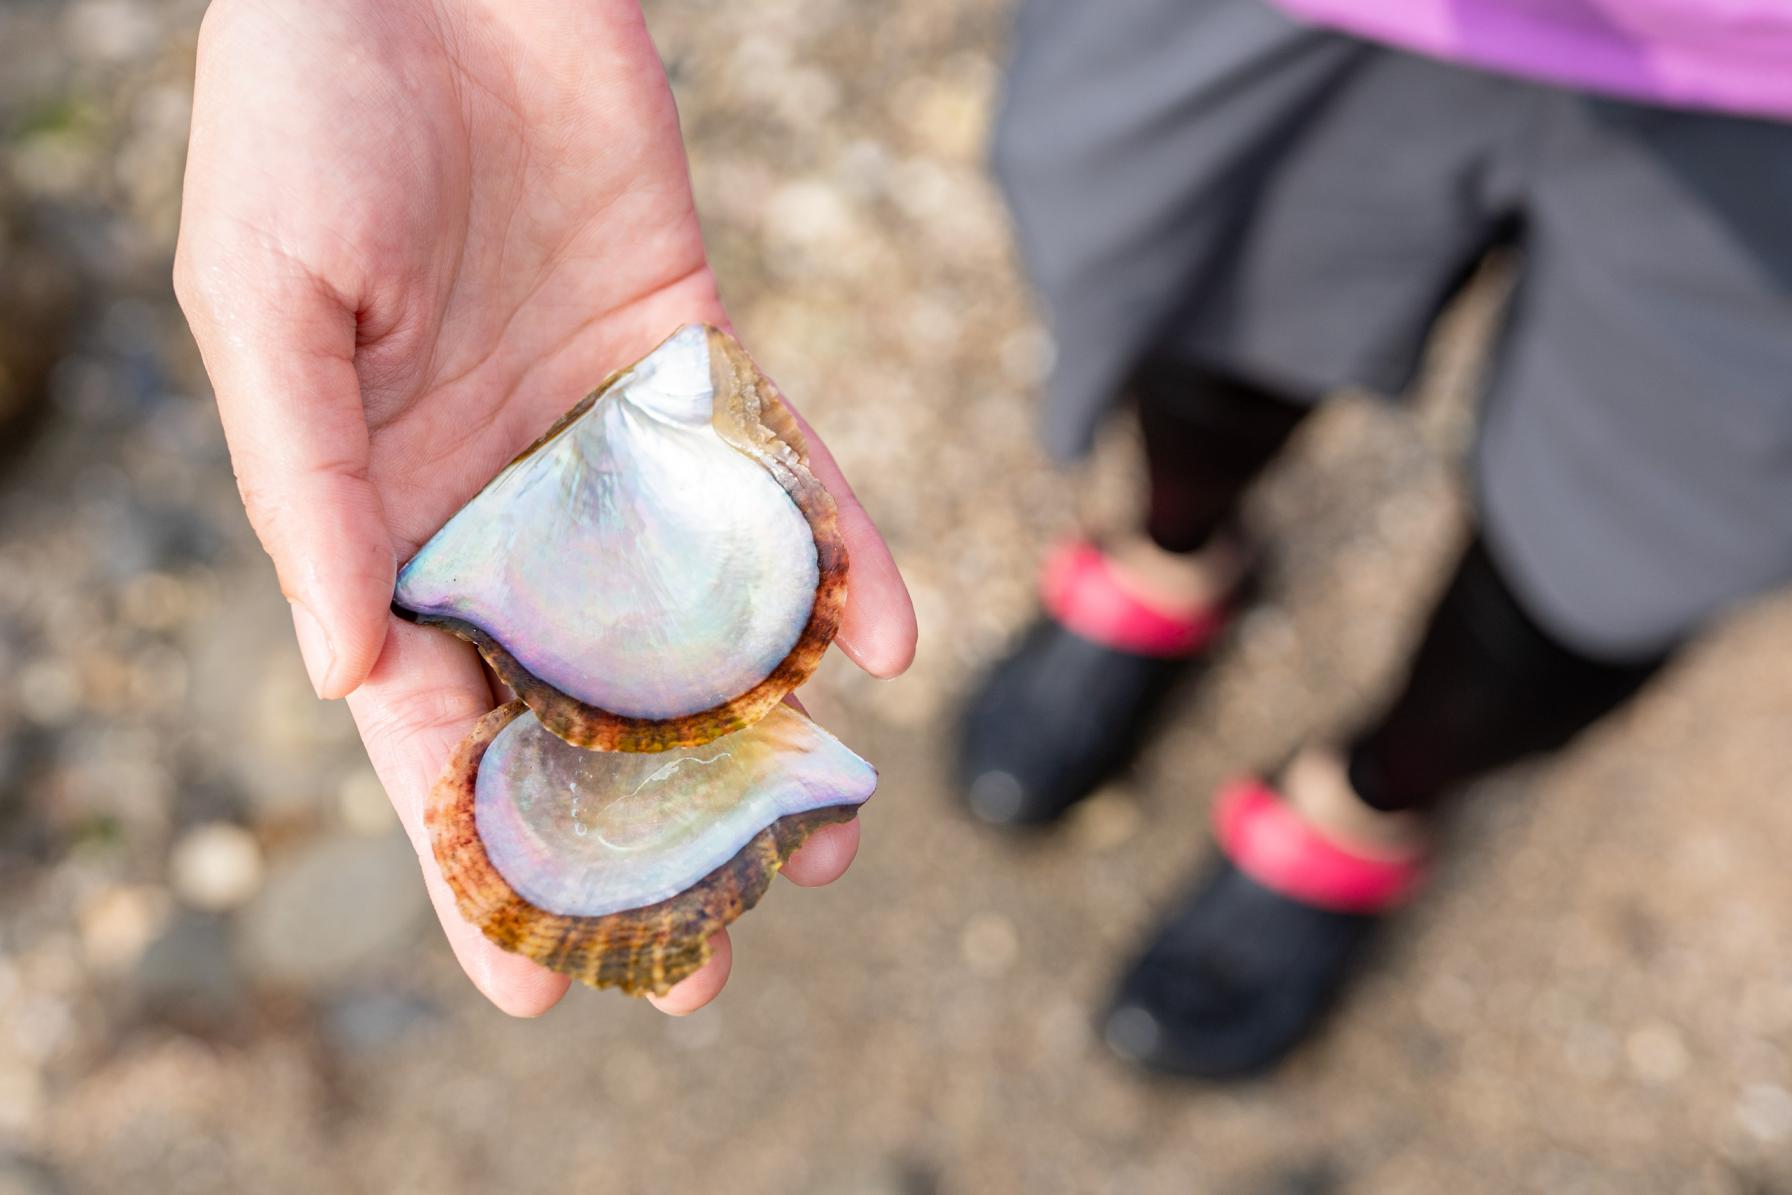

left=174, top=0, right=916, bottom=1016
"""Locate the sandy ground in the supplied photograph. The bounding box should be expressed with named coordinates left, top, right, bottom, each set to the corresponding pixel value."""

left=3, top=1, right=1791, bottom=1192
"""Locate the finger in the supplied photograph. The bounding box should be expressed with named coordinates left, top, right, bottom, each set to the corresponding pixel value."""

left=647, top=931, right=732, bottom=1016
left=175, top=235, right=392, bottom=701
left=782, top=818, right=860, bottom=887
left=782, top=405, right=917, bottom=679
left=175, top=18, right=396, bottom=699
left=346, top=619, right=572, bottom=1016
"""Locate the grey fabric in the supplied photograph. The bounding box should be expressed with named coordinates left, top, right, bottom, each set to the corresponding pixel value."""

left=991, top=0, right=1792, bottom=656
left=1474, top=105, right=1792, bottom=657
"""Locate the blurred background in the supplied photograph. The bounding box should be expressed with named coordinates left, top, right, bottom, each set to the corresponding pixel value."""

left=3, top=0, right=1792, bottom=1191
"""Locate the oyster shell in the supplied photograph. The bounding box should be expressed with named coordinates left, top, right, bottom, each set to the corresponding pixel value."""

left=394, top=324, right=848, bottom=752
left=427, top=700, right=876, bottom=995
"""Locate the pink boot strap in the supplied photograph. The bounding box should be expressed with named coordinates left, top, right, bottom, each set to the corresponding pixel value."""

left=1213, top=778, right=1425, bottom=914
left=1040, top=541, right=1228, bottom=659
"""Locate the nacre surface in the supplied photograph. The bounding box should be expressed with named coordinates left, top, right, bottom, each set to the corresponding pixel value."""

left=477, top=703, right=875, bottom=917
left=394, top=324, right=847, bottom=751
left=428, top=700, right=876, bottom=995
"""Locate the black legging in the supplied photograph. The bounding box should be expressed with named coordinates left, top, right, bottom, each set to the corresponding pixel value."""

left=1132, top=359, right=1671, bottom=813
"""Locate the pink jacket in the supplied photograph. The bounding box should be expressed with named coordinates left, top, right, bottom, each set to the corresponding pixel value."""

left=1273, top=0, right=1792, bottom=121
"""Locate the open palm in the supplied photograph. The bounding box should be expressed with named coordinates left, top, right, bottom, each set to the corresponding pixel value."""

left=176, top=0, right=915, bottom=1015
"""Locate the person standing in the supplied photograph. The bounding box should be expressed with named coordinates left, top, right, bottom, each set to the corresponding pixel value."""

left=961, top=0, right=1792, bottom=1077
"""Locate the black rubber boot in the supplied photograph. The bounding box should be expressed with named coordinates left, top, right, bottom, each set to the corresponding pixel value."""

left=1102, top=856, right=1382, bottom=1079
left=953, top=358, right=1308, bottom=831
left=955, top=617, right=1194, bottom=827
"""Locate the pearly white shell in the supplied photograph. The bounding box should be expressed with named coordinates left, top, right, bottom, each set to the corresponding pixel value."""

left=474, top=703, right=876, bottom=917
left=394, top=325, right=821, bottom=723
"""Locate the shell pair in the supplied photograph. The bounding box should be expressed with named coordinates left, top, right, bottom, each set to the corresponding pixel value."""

left=397, top=326, right=876, bottom=997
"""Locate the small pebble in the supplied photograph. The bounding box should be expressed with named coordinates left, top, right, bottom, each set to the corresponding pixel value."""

left=61, top=0, right=157, bottom=63
left=1626, top=1020, right=1691, bottom=1084
left=14, top=658, right=80, bottom=726
left=238, top=834, right=425, bottom=988
left=77, top=885, right=171, bottom=972
left=167, top=822, right=263, bottom=912
left=117, top=571, right=187, bottom=630
left=1066, top=786, right=1144, bottom=854
left=134, top=912, right=241, bottom=1022
left=337, top=769, right=398, bottom=835
left=1735, top=1083, right=1792, bottom=1144
left=959, top=911, right=1019, bottom=976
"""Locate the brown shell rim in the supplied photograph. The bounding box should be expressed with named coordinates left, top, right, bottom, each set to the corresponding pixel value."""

left=394, top=324, right=848, bottom=753
left=427, top=701, right=861, bottom=997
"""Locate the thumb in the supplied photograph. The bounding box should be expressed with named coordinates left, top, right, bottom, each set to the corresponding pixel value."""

left=175, top=250, right=393, bottom=699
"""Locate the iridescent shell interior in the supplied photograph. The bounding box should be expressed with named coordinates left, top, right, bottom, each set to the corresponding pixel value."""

left=479, top=703, right=874, bottom=917
left=428, top=701, right=876, bottom=995
left=395, top=324, right=848, bottom=751
left=412, top=326, right=873, bottom=997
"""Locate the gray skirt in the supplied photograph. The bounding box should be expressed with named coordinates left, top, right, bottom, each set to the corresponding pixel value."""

left=991, top=0, right=1792, bottom=657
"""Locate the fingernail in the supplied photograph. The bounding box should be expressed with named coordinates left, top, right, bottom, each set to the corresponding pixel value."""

left=289, top=601, right=336, bottom=698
